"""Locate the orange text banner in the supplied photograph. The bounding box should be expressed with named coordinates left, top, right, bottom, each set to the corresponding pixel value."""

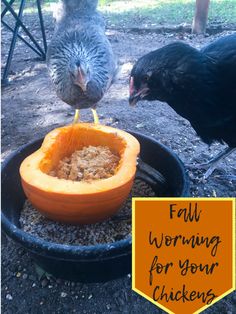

left=132, top=198, right=235, bottom=314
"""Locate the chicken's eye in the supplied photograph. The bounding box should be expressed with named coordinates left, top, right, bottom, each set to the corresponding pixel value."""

left=142, top=74, right=149, bottom=82
left=142, top=70, right=152, bottom=82
left=143, top=71, right=153, bottom=82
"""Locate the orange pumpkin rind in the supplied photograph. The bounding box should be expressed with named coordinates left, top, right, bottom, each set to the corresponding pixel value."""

left=20, top=123, right=140, bottom=224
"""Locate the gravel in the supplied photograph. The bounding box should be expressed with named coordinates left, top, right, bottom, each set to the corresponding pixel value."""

left=20, top=179, right=155, bottom=245
left=41, top=278, right=49, bottom=288
left=6, top=294, right=13, bottom=301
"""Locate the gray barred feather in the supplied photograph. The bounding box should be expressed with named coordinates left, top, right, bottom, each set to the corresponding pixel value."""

left=47, top=0, right=117, bottom=109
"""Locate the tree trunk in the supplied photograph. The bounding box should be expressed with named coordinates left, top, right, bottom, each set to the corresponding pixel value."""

left=192, top=0, right=210, bottom=34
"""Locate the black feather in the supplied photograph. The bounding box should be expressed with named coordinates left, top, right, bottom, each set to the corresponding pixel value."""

left=130, top=34, right=236, bottom=147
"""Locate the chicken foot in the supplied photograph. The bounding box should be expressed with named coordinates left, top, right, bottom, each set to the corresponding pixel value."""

left=91, top=108, right=99, bottom=124
left=73, top=109, right=80, bottom=124
left=187, top=147, right=236, bottom=179
left=72, top=108, right=100, bottom=124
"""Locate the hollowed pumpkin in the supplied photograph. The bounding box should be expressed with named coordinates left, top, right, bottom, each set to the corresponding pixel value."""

left=20, top=123, right=140, bottom=224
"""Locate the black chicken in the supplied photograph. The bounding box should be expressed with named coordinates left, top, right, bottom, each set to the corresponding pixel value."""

left=47, top=0, right=117, bottom=110
left=129, top=34, right=236, bottom=178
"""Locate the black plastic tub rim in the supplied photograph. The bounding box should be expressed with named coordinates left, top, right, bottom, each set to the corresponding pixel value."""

left=1, top=211, right=132, bottom=260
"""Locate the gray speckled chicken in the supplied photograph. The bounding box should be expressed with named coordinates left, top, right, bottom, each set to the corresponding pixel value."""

left=47, top=0, right=117, bottom=109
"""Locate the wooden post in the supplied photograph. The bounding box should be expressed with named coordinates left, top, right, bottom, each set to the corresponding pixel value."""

left=192, top=0, right=210, bottom=34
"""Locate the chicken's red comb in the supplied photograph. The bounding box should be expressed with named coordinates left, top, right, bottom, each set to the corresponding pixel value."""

left=129, top=76, right=134, bottom=95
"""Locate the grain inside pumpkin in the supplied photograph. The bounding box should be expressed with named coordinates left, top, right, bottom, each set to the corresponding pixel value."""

left=49, top=145, right=120, bottom=181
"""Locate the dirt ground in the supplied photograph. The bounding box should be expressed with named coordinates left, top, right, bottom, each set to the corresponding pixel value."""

left=1, top=11, right=236, bottom=314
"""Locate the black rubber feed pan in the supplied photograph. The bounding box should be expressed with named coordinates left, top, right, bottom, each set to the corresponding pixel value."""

left=1, top=131, right=189, bottom=282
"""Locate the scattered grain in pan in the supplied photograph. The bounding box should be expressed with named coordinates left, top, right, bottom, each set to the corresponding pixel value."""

left=20, top=179, right=155, bottom=245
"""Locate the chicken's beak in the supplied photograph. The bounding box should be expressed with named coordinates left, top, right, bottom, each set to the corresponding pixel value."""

left=78, top=81, right=87, bottom=93
left=129, top=76, right=149, bottom=106
left=129, top=93, right=141, bottom=106
left=129, top=88, right=150, bottom=106
left=129, top=76, right=138, bottom=106
left=74, top=66, right=88, bottom=92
